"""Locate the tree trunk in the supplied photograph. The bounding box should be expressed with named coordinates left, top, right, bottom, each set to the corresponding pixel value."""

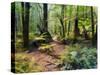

left=61, top=5, right=65, bottom=39
left=73, top=6, right=80, bottom=43
left=67, top=6, right=72, bottom=36
left=21, top=2, right=30, bottom=50
left=43, top=4, right=48, bottom=31
left=42, top=3, right=52, bottom=42
left=93, top=24, right=97, bottom=47
left=82, top=25, right=89, bottom=40
left=67, top=21, right=70, bottom=36
left=85, top=6, right=88, bottom=18
left=90, top=7, right=95, bottom=45
left=74, top=17, right=80, bottom=37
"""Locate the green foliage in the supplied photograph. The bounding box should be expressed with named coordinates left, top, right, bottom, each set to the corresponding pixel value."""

left=14, top=2, right=97, bottom=72
left=29, top=33, right=46, bottom=41
left=39, top=44, right=54, bottom=54
left=15, top=39, right=24, bottom=52
left=15, top=53, right=43, bottom=73
left=60, top=44, right=97, bottom=70
left=29, top=33, right=35, bottom=40
left=79, top=18, right=90, bottom=26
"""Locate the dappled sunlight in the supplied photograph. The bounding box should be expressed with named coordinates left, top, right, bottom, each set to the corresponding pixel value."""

left=11, top=2, right=97, bottom=73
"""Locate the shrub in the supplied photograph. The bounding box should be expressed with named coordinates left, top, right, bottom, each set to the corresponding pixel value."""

left=60, top=44, right=97, bottom=70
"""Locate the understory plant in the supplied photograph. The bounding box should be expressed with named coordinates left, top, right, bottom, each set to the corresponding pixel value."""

left=60, top=44, right=97, bottom=70
left=15, top=53, right=43, bottom=73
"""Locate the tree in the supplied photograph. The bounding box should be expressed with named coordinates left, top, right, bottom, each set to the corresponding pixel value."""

left=43, top=4, right=48, bottom=32
left=43, top=4, right=52, bottom=41
left=11, top=2, right=16, bottom=72
left=61, top=5, right=66, bottom=40
left=73, top=6, right=80, bottom=43
left=11, top=3, right=15, bottom=53
left=57, top=5, right=66, bottom=43
left=82, top=25, right=89, bottom=40
left=37, top=3, right=52, bottom=42
left=21, top=2, right=30, bottom=50
left=67, top=6, right=72, bottom=36
left=90, top=7, right=95, bottom=45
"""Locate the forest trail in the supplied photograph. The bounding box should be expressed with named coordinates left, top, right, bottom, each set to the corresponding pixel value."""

left=28, top=41, right=65, bottom=71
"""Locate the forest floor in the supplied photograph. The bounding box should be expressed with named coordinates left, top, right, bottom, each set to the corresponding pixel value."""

left=27, top=40, right=65, bottom=71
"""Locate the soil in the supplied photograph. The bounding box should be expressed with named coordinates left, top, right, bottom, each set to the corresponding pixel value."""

left=27, top=40, right=65, bottom=71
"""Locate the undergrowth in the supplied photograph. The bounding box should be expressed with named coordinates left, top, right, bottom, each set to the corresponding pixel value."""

left=15, top=53, right=43, bottom=73
left=59, top=44, right=97, bottom=70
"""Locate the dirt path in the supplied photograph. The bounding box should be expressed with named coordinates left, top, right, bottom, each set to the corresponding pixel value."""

left=27, top=41, right=65, bottom=71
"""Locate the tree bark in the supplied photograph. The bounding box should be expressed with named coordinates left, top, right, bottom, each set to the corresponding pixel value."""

left=67, top=6, right=72, bottom=36
left=73, top=6, right=80, bottom=43
left=40, top=3, right=52, bottom=42
left=61, top=5, right=65, bottom=39
left=43, top=4, right=48, bottom=32
left=21, top=2, right=30, bottom=49
left=90, top=7, right=95, bottom=45
left=82, top=25, right=89, bottom=40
